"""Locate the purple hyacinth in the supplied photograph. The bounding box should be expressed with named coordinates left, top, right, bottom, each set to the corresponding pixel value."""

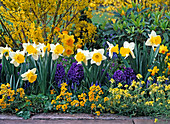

left=113, top=70, right=126, bottom=82
left=124, top=67, right=136, bottom=84
left=55, top=63, right=65, bottom=83
left=67, top=62, right=84, bottom=85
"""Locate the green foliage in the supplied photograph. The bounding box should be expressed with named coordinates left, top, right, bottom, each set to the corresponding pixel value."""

left=105, top=4, right=170, bottom=47
left=82, top=59, right=110, bottom=88
left=121, top=43, right=160, bottom=81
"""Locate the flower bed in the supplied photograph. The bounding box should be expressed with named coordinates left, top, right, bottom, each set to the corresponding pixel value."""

left=0, top=0, right=169, bottom=121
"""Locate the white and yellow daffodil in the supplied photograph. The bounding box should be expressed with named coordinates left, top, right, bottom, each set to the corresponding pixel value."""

left=21, top=68, right=37, bottom=83
left=39, top=43, right=51, bottom=57
left=23, top=42, right=41, bottom=60
left=145, top=30, right=161, bottom=50
left=90, top=49, right=106, bottom=66
left=123, top=41, right=135, bottom=59
left=74, top=49, right=90, bottom=65
left=50, top=43, right=64, bottom=60
left=9, top=50, right=25, bottom=67
left=107, top=41, right=119, bottom=58
left=0, top=45, right=12, bottom=60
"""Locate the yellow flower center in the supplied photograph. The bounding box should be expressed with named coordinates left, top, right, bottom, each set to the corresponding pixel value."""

left=111, top=44, right=119, bottom=54
left=154, top=36, right=161, bottom=45
left=43, top=43, right=51, bottom=52
left=66, top=38, right=74, bottom=46
left=14, top=54, right=25, bottom=64
left=120, top=47, right=130, bottom=57
left=92, top=53, right=102, bottom=62
left=26, top=45, right=37, bottom=54
left=150, top=36, right=161, bottom=45
left=150, top=36, right=155, bottom=44
left=54, top=45, right=64, bottom=54
left=2, top=49, right=9, bottom=57
left=64, top=47, right=73, bottom=57
left=76, top=52, right=86, bottom=62
left=27, top=72, right=37, bottom=83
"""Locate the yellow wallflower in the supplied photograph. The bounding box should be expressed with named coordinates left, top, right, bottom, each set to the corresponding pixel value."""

left=95, top=111, right=100, bottom=116
left=136, top=74, right=143, bottom=79
left=148, top=66, right=159, bottom=76
left=91, top=103, right=96, bottom=110
left=104, top=97, right=109, bottom=103
left=159, top=44, right=168, bottom=54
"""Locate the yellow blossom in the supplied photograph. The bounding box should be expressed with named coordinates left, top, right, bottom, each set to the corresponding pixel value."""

left=148, top=66, right=159, bottom=76
left=21, top=68, right=37, bottom=83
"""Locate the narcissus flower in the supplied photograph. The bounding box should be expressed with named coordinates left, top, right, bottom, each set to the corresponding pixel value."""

left=9, top=50, right=25, bottom=67
left=90, top=49, right=106, bottom=66
left=75, top=49, right=90, bottom=65
left=120, top=41, right=135, bottom=59
left=21, top=68, right=37, bottom=83
left=159, top=44, right=168, bottom=54
left=145, top=30, right=161, bottom=49
left=62, top=35, right=75, bottom=47
left=40, top=43, right=51, bottom=57
left=50, top=43, right=64, bottom=60
left=148, top=66, right=159, bottom=76
left=0, top=45, right=12, bottom=60
left=107, top=41, right=119, bottom=58
left=23, top=42, right=41, bottom=60
left=63, top=46, right=74, bottom=57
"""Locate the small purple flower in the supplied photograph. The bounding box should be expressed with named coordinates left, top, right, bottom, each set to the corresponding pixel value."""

left=113, top=70, right=126, bottom=82
left=55, top=63, right=65, bottom=83
left=112, top=52, right=118, bottom=59
left=124, top=67, right=136, bottom=84
left=112, top=63, right=115, bottom=67
left=67, top=62, right=84, bottom=85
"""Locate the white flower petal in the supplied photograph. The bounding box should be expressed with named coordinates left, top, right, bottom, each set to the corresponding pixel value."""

left=130, top=51, right=135, bottom=58
left=149, top=30, right=157, bottom=37
left=145, top=39, right=152, bottom=46
left=32, top=54, right=39, bottom=60
left=32, top=68, right=36, bottom=73
left=129, top=42, right=135, bottom=50
left=52, top=53, right=59, bottom=60
left=123, top=41, right=129, bottom=48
